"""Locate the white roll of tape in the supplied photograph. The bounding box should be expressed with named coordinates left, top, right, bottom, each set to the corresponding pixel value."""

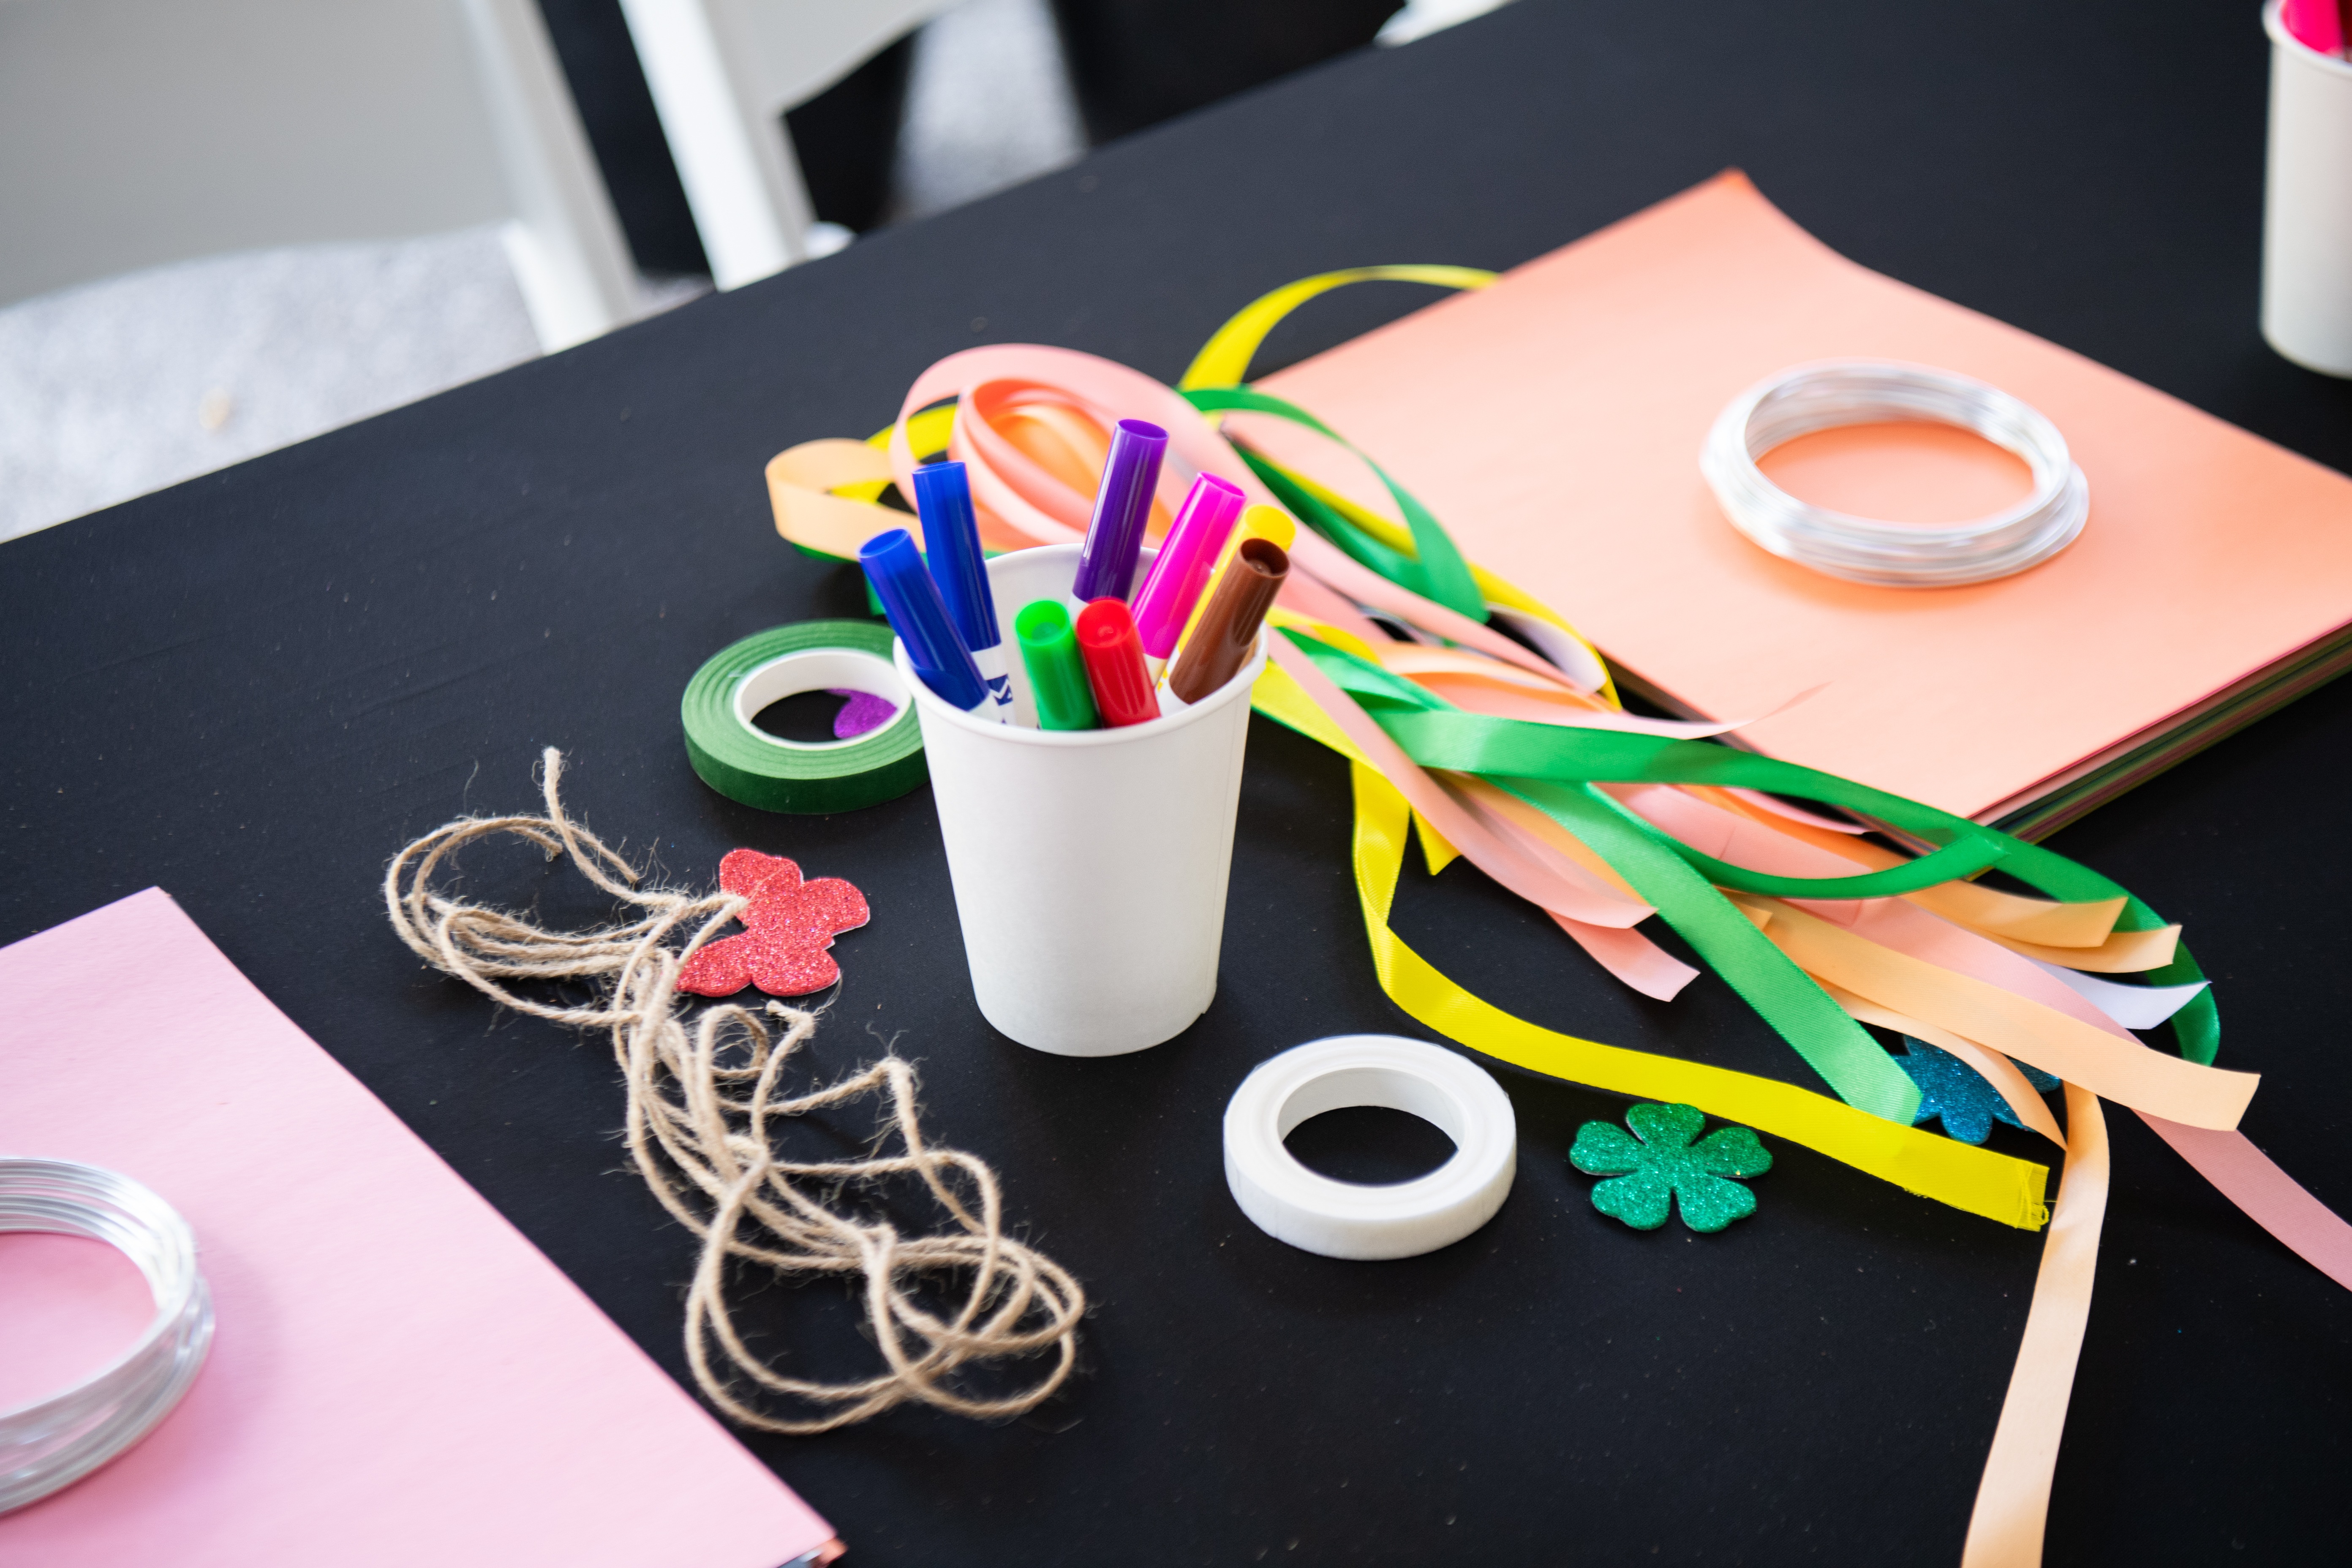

left=1699, top=359, right=2087, bottom=587
left=0, top=1158, right=213, bottom=1513
left=1222, top=1035, right=1518, bottom=1261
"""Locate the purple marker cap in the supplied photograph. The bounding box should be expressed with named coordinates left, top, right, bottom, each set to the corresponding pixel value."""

left=1130, top=473, right=1246, bottom=659
left=1071, top=418, right=1168, bottom=602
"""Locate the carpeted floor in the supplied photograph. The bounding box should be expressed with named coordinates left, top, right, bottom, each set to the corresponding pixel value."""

left=0, top=231, right=547, bottom=540
left=0, top=0, right=1083, bottom=542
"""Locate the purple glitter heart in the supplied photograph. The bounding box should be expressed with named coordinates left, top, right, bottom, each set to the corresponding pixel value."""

left=828, top=688, right=898, bottom=739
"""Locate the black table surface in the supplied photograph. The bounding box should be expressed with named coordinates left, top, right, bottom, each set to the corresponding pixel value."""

left=7, top=2, right=2351, bottom=1562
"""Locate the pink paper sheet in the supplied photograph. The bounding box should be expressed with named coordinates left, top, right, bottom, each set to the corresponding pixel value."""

left=0, top=889, right=835, bottom=1567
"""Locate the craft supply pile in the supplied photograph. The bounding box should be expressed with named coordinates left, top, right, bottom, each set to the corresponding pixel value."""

left=742, top=217, right=2352, bottom=1567
left=11, top=172, right=2352, bottom=1568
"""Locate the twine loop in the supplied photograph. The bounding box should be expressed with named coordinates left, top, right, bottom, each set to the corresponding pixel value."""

left=384, top=749, right=1084, bottom=1433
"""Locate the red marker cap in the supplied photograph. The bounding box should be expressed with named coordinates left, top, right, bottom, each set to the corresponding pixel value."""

left=1074, top=598, right=1160, bottom=727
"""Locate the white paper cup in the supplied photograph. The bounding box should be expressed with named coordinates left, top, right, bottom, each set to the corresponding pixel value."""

left=2263, top=1, right=2352, bottom=375
left=893, top=543, right=1266, bottom=1056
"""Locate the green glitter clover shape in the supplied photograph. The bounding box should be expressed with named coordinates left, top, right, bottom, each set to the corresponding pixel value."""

left=1569, top=1103, right=1772, bottom=1233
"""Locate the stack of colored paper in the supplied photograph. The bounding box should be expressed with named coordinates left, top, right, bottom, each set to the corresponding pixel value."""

left=1250, top=173, right=2352, bottom=838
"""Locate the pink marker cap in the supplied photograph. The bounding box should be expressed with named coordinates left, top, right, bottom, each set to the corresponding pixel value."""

left=2283, top=0, right=2344, bottom=52
left=1130, top=473, right=1247, bottom=658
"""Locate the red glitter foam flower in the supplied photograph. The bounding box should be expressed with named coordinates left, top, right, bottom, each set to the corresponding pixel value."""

left=676, top=848, right=870, bottom=998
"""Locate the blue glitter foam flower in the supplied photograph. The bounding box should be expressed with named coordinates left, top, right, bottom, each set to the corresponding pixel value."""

left=1895, top=1038, right=2059, bottom=1145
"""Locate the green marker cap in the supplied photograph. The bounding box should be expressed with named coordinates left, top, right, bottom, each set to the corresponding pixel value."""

left=1015, top=599, right=1101, bottom=731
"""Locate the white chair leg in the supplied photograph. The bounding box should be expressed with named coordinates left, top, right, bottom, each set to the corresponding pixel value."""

left=460, top=0, right=642, bottom=348
left=618, top=0, right=818, bottom=290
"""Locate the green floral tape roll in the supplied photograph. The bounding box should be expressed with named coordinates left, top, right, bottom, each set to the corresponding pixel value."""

left=681, top=621, right=926, bottom=813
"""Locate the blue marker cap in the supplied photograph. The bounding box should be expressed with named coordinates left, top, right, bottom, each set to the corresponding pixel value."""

left=913, top=461, right=997, bottom=654
left=858, top=528, right=988, bottom=711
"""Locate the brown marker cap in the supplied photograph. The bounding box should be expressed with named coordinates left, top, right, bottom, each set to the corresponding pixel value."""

left=1168, top=537, right=1288, bottom=703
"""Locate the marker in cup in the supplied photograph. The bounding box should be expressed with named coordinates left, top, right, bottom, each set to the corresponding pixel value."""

left=1074, top=598, right=1160, bottom=727
left=1015, top=599, right=1101, bottom=730
left=1171, top=502, right=1296, bottom=672
left=860, top=528, right=988, bottom=712
left=1131, top=472, right=1245, bottom=679
left=912, top=460, right=1013, bottom=723
left=1168, top=538, right=1288, bottom=704
left=1072, top=419, right=1168, bottom=603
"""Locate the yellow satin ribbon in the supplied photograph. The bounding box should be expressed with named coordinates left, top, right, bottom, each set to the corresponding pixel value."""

left=1181, top=267, right=1620, bottom=707
left=1176, top=264, right=1500, bottom=389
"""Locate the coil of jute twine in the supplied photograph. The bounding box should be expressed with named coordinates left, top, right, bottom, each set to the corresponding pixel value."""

left=384, top=748, right=1085, bottom=1434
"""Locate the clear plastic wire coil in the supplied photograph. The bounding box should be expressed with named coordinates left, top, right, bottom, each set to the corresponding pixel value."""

left=1700, top=360, right=2088, bottom=587
left=0, top=1158, right=213, bottom=1514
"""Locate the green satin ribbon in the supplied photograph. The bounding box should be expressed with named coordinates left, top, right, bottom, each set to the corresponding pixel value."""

left=1508, top=775, right=1924, bottom=1122
left=1181, top=385, right=1489, bottom=623
left=1278, top=628, right=2220, bottom=1073
left=1290, top=634, right=2011, bottom=895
